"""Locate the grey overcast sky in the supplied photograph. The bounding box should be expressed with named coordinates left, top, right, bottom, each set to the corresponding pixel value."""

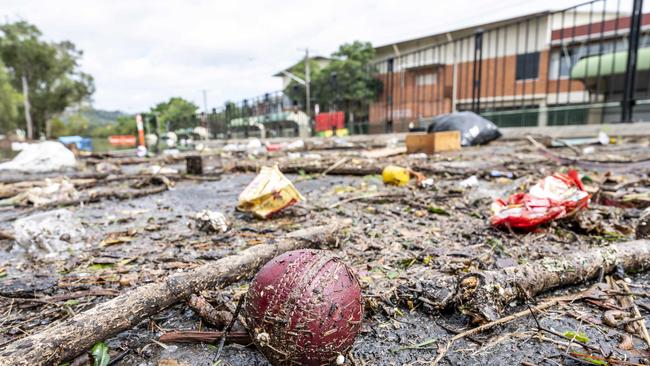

left=2, top=0, right=595, bottom=113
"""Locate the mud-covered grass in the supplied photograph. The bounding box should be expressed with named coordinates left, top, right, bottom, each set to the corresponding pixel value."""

left=1, top=138, right=650, bottom=365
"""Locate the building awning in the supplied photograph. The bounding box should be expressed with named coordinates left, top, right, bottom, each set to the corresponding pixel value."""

left=570, top=47, right=650, bottom=79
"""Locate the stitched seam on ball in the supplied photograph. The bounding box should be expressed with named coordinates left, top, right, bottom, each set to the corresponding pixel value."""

left=282, top=253, right=338, bottom=350
left=287, top=255, right=341, bottom=355
left=262, top=251, right=314, bottom=328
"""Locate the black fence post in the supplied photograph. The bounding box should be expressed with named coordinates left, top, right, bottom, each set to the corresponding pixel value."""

left=622, top=0, right=643, bottom=122
left=472, top=28, right=484, bottom=113
left=386, top=58, right=394, bottom=133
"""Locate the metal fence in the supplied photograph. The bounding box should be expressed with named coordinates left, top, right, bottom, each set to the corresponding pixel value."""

left=370, top=0, right=650, bottom=132
left=204, top=91, right=295, bottom=139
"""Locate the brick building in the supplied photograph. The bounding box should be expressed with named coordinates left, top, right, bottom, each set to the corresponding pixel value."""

left=369, top=7, right=650, bottom=133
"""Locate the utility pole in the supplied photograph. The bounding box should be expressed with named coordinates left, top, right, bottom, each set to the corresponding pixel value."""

left=304, top=48, right=311, bottom=119
left=202, top=89, right=208, bottom=114
left=21, top=74, right=33, bottom=140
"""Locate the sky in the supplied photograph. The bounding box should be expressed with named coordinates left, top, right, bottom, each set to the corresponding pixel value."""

left=2, top=0, right=594, bottom=113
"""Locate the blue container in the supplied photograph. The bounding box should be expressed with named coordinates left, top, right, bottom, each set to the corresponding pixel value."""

left=58, top=136, right=93, bottom=151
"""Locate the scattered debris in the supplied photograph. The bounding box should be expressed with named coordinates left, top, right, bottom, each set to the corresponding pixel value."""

left=382, top=165, right=411, bottom=186
left=405, top=131, right=461, bottom=154
left=237, top=165, right=305, bottom=218
left=12, top=208, right=85, bottom=257
left=459, top=175, right=479, bottom=188
left=1, top=177, right=79, bottom=207
left=427, top=111, right=501, bottom=146
left=95, top=161, right=121, bottom=174
left=140, top=165, right=179, bottom=175
left=193, top=210, right=229, bottom=233
left=185, top=155, right=203, bottom=175
left=491, top=170, right=591, bottom=230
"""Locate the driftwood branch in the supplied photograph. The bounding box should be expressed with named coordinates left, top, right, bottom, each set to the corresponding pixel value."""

left=402, top=239, right=650, bottom=322
left=0, top=220, right=349, bottom=366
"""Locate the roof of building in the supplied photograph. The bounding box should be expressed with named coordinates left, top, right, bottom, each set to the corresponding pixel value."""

left=273, top=56, right=330, bottom=77
left=373, top=10, right=550, bottom=58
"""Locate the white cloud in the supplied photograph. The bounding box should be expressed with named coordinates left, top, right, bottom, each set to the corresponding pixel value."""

left=2, top=0, right=589, bottom=112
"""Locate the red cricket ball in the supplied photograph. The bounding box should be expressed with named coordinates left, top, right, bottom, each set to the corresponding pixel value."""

left=243, top=249, right=363, bottom=365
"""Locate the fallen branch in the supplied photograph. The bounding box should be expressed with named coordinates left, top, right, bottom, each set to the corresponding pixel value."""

left=0, top=220, right=349, bottom=366
left=402, top=240, right=650, bottom=322
left=187, top=294, right=232, bottom=328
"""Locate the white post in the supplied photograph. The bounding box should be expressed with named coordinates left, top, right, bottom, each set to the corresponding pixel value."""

left=21, top=74, right=33, bottom=140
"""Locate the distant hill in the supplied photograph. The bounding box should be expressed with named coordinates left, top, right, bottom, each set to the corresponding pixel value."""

left=87, top=109, right=129, bottom=125
left=61, top=107, right=129, bottom=125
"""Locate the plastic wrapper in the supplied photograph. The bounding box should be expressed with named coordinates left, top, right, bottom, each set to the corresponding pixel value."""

left=13, top=209, right=85, bottom=257
left=490, top=170, right=591, bottom=230
left=237, top=166, right=305, bottom=218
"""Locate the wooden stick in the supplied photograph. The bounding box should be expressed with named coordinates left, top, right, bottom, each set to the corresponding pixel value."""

left=159, top=330, right=251, bottom=345
left=0, top=220, right=349, bottom=366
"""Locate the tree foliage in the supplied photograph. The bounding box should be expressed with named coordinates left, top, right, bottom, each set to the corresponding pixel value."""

left=0, top=60, right=22, bottom=133
left=49, top=108, right=135, bottom=138
left=0, top=20, right=95, bottom=137
left=285, top=41, right=380, bottom=120
left=150, top=97, right=199, bottom=131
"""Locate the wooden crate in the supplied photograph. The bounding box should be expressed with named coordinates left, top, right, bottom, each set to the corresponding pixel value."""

left=405, top=131, right=461, bottom=154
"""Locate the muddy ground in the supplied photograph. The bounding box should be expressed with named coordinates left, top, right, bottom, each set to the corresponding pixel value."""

left=1, top=137, right=650, bottom=365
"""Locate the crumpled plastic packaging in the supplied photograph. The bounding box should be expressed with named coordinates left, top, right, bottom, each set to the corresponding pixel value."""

left=13, top=209, right=85, bottom=257
left=237, top=166, right=305, bottom=218
left=490, top=170, right=591, bottom=230
left=193, top=210, right=229, bottom=233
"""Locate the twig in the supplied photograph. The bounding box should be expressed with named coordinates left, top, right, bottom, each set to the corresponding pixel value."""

left=432, top=292, right=586, bottom=365
left=214, top=296, right=243, bottom=362
left=321, top=157, right=349, bottom=176
left=619, top=280, right=650, bottom=349
left=327, top=192, right=402, bottom=209
left=0, top=230, right=15, bottom=241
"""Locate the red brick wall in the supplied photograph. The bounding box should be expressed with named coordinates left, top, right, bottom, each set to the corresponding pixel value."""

left=369, top=49, right=587, bottom=131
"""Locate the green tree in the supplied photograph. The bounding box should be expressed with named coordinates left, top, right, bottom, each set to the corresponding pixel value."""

left=151, top=97, right=199, bottom=131
left=0, top=60, right=22, bottom=133
left=0, top=20, right=95, bottom=139
left=283, top=58, right=326, bottom=109
left=284, top=41, right=381, bottom=120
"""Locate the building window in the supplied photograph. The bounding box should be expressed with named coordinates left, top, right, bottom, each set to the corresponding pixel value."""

left=416, top=73, right=437, bottom=86
left=516, top=52, right=540, bottom=80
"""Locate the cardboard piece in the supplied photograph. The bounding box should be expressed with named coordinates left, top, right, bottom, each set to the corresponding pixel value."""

left=405, top=131, right=461, bottom=154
